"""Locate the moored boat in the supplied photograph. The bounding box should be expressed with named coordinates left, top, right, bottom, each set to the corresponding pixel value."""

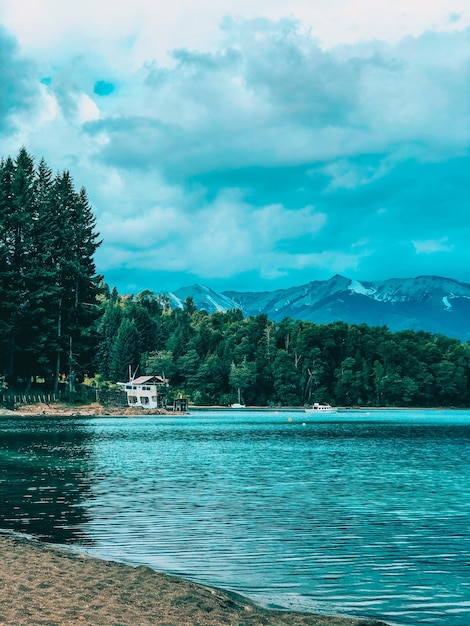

left=305, top=402, right=336, bottom=413
left=231, top=388, right=246, bottom=409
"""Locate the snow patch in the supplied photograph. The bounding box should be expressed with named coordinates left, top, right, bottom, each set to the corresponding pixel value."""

left=348, top=280, right=376, bottom=296
left=442, top=296, right=452, bottom=310
left=207, top=295, right=227, bottom=312
left=168, top=292, right=184, bottom=309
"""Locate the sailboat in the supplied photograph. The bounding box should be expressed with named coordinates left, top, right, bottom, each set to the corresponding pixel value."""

left=231, top=388, right=246, bottom=409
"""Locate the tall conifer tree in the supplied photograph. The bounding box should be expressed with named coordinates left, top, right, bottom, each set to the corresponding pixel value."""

left=0, top=149, right=37, bottom=381
left=0, top=149, right=102, bottom=390
left=46, top=171, right=102, bottom=391
left=0, top=157, right=16, bottom=371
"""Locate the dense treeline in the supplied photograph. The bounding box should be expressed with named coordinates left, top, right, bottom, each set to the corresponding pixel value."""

left=2, top=149, right=470, bottom=407
left=96, top=292, right=470, bottom=407
left=0, top=149, right=102, bottom=392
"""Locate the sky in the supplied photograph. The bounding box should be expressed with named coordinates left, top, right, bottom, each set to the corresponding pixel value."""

left=1, top=1, right=469, bottom=295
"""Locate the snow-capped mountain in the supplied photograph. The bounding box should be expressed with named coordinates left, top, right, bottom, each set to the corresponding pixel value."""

left=167, top=275, right=470, bottom=341
left=167, top=283, right=241, bottom=313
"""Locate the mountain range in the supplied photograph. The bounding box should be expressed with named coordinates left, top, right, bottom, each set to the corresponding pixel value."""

left=166, top=275, right=470, bottom=342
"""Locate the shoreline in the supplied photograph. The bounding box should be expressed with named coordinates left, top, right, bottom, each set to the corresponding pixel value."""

left=0, top=401, right=465, bottom=418
left=0, top=401, right=173, bottom=417
left=0, top=532, right=388, bottom=626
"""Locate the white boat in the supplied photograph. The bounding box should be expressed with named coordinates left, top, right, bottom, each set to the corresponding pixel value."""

left=305, top=402, right=336, bottom=413
left=231, top=388, right=246, bottom=409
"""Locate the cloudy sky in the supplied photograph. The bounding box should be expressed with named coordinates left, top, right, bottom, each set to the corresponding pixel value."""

left=1, top=1, right=469, bottom=294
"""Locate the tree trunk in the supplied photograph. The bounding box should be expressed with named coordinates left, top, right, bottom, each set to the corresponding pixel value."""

left=54, top=299, right=62, bottom=395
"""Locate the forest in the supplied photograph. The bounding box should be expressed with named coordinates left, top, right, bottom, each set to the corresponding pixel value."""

left=1, top=149, right=470, bottom=407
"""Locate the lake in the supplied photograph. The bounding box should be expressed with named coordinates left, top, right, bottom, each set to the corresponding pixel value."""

left=1, top=409, right=469, bottom=625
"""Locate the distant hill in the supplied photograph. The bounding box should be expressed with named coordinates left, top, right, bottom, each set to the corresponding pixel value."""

left=166, top=275, right=470, bottom=342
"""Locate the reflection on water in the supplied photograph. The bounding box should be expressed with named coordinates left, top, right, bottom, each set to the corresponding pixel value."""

left=0, top=418, right=93, bottom=542
left=1, top=410, right=470, bottom=626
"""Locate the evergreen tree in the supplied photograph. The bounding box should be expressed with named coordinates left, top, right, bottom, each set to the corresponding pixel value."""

left=0, top=149, right=102, bottom=390
left=0, top=157, right=16, bottom=370
left=45, top=172, right=102, bottom=390
left=0, top=149, right=37, bottom=382
left=109, top=318, right=140, bottom=382
left=96, top=299, right=124, bottom=378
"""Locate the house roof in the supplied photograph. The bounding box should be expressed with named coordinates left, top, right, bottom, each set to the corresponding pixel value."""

left=131, top=375, right=168, bottom=385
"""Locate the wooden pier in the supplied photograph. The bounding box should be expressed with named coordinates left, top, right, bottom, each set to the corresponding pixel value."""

left=173, top=398, right=189, bottom=412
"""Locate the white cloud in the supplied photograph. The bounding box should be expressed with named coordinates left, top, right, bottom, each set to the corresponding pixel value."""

left=257, top=249, right=364, bottom=280
left=77, top=94, right=100, bottom=123
left=323, top=158, right=392, bottom=191
left=412, top=238, right=454, bottom=254
left=3, top=0, right=469, bottom=67
left=96, top=189, right=330, bottom=280
left=37, top=86, right=59, bottom=123
left=253, top=204, right=326, bottom=241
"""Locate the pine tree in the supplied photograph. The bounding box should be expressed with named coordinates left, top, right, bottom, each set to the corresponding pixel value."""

left=32, top=157, right=59, bottom=361
left=15, top=153, right=59, bottom=388
left=44, top=172, right=103, bottom=391
left=0, top=149, right=103, bottom=390
left=96, top=298, right=124, bottom=379
left=0, top=157, right=16, bottom=374
left=109, top=318, right=140, bottom=382
left=0, top=149, right=37, bottom=382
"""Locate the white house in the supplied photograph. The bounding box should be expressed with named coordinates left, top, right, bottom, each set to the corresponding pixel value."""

left=119, top=375, right=169, bottom=409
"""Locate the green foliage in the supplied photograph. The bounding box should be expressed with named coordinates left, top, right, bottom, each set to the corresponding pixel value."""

left=92, top=286, right=470, bottom=407
left=109, top=318, right=140, bottom=382
left=0, top=148, right=102, bottom=390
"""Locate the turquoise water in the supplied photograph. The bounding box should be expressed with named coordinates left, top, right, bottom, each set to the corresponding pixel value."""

left=1, top=409, right=469, bottom=625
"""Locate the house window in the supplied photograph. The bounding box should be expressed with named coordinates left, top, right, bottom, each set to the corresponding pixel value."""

left=128, top=395, right=137, bottom=404
left=140, top=396, right=149, bottom=405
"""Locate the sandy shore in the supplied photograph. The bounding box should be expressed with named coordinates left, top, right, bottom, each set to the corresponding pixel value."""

left=0, top=402, right=171, bottom=417
left=0, top=534, right=388, bottom=626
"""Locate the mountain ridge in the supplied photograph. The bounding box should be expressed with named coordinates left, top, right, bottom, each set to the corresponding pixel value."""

left=166, top=274, right=470, bottom=341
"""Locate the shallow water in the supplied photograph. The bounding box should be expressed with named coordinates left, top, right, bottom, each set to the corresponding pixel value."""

left=1, top=409, right=469, bottom=625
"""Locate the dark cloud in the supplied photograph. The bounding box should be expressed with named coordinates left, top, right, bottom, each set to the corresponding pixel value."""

left=0, top=26, right=39, bottom=133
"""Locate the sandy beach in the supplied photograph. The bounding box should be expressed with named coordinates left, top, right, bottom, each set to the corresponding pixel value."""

left=0, top=534, right=387, bottom=626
